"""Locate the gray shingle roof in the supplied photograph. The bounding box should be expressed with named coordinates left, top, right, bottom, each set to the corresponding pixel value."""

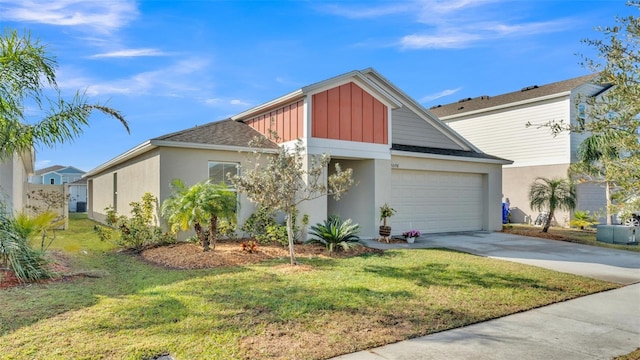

left=429, top=73, right=601, bottom=118
left=152, top=119, right=279, bottom=149
left=392, top=144, right=511, bottom=162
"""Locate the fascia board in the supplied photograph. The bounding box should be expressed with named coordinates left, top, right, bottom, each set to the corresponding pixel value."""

left=302, top=71, right=403, bottom=109
left=391, top=149, right=514, bottom=165
left=439, top=91, right=571, bottom=121
left=231, top=90, right=305, bottom=121
left=150, top=140, right=280, bottom=153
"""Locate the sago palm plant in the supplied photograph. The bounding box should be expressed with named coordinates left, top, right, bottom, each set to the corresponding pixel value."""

left=306, top=215, right=360, bottom=254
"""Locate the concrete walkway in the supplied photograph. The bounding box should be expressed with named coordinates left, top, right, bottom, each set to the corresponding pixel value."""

left=332, top=232, right=640, bottom=360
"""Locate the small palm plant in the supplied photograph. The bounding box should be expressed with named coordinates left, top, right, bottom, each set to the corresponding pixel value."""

left=305, top=215, right=360, bottom=254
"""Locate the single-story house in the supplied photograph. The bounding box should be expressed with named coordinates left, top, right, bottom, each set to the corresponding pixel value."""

left=430, top=74, right=612, bottom=225
left=85, top=68, right=511, bottom=238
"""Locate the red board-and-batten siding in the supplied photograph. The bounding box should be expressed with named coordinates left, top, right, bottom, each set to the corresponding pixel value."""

left=312, top=82, right=388, bottom=144
left=245, top=100, right=304, bottom=143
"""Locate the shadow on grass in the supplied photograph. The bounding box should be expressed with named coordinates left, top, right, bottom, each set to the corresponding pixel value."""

left=362, top=249, right=563, bottom=291
left=0, top=251, right=249, bottom=336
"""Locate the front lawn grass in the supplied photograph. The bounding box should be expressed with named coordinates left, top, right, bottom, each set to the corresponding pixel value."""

left=0, top=216, right=619, bottom=360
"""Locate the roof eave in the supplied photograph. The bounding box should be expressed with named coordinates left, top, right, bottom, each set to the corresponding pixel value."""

left=439, top=91, right=572, bottom=121
left=391, top=149, right=513, bottom=165
left=231, top=90, right=305, bottom=121
left=151, top=139, right=280, bottom=153
left=84, top=140, right=156, bottom=178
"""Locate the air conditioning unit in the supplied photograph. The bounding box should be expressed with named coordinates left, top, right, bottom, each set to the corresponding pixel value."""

left=597, top=225, right=638, bottom=245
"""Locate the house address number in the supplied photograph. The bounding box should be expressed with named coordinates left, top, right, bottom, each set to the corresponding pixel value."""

left=391, top=163, right=399, bottom=168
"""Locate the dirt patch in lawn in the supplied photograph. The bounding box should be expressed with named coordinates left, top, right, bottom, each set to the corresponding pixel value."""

left=0, top=251, right=72, bottom=290
left=140, top=240, right=383, bottom=269
left=501, top=227, right=592, bottom=243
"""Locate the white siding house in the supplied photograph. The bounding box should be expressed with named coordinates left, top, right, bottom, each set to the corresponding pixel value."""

left=431, top=74, right=611, bottom=226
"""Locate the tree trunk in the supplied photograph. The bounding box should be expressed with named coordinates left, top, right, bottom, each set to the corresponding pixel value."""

left=194, top=222, right=209, bottom=251
left=286, top=213, right=297, bottom=266
left=542, top=211, right=554, bottom=233
left=209, top=215, right=218, bottom=251
left=605, top=181, right=612, bottom=225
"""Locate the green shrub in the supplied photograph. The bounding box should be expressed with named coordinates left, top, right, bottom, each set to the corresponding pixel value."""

left=306, top=215, right=360, bottom=254
left=241, top=207, right=277, bottom=243
left=0, top=214, right=51, bottom=283
left=242, top=207, right=307, bottom=245
left=266, top=223, right=288, bottom=246
left=95, top=193, right=175, bottom=251
left=570, top=210, right=598, bottom=230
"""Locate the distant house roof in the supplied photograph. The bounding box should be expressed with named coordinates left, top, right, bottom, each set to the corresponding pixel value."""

left=35, top=165, right=65, bottom=175
left=391, top=144, right=512, bottom=164
left=152, top=119, right=279, bottom=149
left=69, top=178, right=87, bottom=185
left=429, top=73, right=604, bottom=118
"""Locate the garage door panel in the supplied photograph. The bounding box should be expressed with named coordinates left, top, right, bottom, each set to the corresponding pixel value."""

left=391, top=170, right=483, bottom=233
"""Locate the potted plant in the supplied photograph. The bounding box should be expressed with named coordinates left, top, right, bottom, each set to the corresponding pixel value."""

left=402, top=229, right=421, bottom=243
left=379, top=203, right=396, bottom=240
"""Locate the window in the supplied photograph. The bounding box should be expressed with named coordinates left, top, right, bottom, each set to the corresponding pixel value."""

left=208, top=162, right=239, bottom=187
left=50, top=178, right=55, bottom=184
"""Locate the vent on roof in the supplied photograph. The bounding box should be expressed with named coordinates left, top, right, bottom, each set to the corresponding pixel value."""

left=457, top=97, right=472, bottom=103
left=476, top=95, right=490, bottom=100
left=457, top=106, right=464, bottom=110
left=429, top=104, right=442, bottom=109
left=521, top=85, right=539, bottom=92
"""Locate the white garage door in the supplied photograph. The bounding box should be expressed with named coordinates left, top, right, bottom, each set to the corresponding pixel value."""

left=390, top=170, right=484, bottom=233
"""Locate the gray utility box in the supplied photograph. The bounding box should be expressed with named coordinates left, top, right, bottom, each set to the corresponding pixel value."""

left=596, top=225, right=638, bottom=245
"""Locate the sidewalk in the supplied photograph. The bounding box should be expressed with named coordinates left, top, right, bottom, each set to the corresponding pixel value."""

left=332, top=233, right=640, bottom=359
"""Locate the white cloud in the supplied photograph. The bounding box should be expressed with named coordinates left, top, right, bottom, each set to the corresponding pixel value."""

left=321, top=0, right=575, bottom=50
left=89, top=48, right=168, bottom=59
left=0, top=0, right=138, bottom=34
left=35, top=160, right=52, bottom=169
left=58, top=57, right=212, bottom=97
left=230, top=99, right=250, bottom=106
left=319, top=3, right=410, bottom=19
left=400, top=33, right=479, bottom=49
left=420, top=87, right=462, bottom=102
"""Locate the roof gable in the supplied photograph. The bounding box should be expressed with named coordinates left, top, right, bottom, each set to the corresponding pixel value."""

left=430, top=73, right=603, bottom=118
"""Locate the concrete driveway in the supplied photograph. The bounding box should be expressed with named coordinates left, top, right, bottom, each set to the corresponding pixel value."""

left=333, top=232, right=640, bottom=360
left=362, top=231, right=640, bottom=284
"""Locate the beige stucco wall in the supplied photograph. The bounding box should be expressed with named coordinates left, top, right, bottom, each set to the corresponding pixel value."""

left=391, top=154, right=504, bottom=232
left=88, top=148, right=161, bottom=224
left=327, top=158, right=391, bottom=239
left=503, top=164, right=570, bottom=225
left=0, top=154, right=32, bottom=215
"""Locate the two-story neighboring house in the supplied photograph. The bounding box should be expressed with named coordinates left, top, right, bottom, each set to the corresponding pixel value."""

left=0, top=150, right=35, bottom=215
left=85, top=68, right=512, bottom=238
left=430, top=74, right=612, bottom=226
left=30, top=165, right=87, bottom=212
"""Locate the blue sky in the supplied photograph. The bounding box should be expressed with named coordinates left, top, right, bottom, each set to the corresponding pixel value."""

left=0, top=0, right=631, bottom=171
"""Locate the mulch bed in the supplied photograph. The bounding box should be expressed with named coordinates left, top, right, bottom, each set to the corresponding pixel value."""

left=140, top=240, right=383, bottom=270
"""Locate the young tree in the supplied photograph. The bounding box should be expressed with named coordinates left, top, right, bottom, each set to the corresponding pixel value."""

left=569, top=129, right=635, bottom=224
left=231, top=139, right=354, bottom=265
left=530, top=4, right=640, bottom=214
left=0, top=29, right=129, bottom=158
left=161, top=179, right=237, bottom=251
left=529, top=177, right=577, bottom=233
